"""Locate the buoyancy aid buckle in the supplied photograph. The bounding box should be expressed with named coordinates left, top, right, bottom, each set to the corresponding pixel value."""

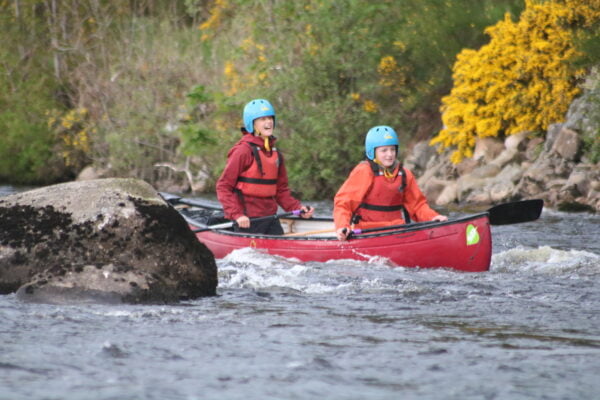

left=248, top=143, right=279, bottom=176
left=359, top=159, right=411, bottom=223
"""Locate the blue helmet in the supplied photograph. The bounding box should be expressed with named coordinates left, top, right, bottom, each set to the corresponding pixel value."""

left=365, top=125, right=399, bottom=160
left=243, top=99, right=276, bottom=133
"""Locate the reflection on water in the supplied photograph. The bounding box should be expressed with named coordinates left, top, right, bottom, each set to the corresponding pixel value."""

left=0, top=185, right=36, bottom=198
left=0, top=185, right=17, bottom=197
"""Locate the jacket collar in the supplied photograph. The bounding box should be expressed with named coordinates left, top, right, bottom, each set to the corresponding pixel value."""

left=241, top=129, right=277, bottom=150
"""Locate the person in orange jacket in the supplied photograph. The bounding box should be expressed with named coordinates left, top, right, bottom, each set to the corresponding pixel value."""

left=334, top=125, right=447, bottom=241
left=216, top=99, right=313, bottom=235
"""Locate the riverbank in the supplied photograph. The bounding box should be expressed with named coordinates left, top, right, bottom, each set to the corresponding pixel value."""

left=405, top=81, right=600, bottom=213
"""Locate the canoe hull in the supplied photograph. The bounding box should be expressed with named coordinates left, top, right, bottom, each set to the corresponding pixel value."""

left=193, top=214, right=491, bottom=272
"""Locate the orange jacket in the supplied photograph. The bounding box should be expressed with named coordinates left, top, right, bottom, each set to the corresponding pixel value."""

left=333, top=161, right=440, bottom=230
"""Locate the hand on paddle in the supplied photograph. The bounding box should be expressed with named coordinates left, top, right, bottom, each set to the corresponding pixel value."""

left=300, top=205, right=314, bottom=219
left=236, top=215, right=251, bottom=228
left=336, top=227, right=350, bottom=241
left=336, top=213, right=447, bottom=241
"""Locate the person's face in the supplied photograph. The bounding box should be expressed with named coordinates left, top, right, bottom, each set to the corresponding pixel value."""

left=253, top=116, right=274, bottom=136
left=375, top=145, right=397, bottom=168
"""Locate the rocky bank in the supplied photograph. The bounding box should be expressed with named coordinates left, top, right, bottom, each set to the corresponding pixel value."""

left=406, top=84, right=600, bottom=213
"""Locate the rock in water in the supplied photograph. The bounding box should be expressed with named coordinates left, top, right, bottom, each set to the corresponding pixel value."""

left=0, top=178, right=217, bottom=304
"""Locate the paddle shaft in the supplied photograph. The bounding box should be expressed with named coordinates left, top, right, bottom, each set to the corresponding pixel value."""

left=160, top=193, right=223, bottom=211
left=192, top=210, right=302, bottom=233
left=349, top=220, right=438, bottom=235
left=286, top=199, right=544, bottom=237
left=349, top=199, right=543, bottom=235
left=285, top=228, right=336, bottom=237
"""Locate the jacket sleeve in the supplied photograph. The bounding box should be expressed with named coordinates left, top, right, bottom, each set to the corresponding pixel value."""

left=274, top=152, right=303, bottom=212
left=333, top=164, right=373, bottom=230
left=216, top=145, right=253, bottom=220
left=403, top=169, right=440, bottom=222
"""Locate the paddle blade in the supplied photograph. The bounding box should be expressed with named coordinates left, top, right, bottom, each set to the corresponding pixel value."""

left=488, top=199, right=543, bottom=225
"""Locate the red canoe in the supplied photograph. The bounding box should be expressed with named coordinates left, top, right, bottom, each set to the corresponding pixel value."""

left=174, top=200, right=492, bottom=272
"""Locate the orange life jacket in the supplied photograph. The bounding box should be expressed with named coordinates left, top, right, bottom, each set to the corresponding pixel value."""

left=235, top=143, right=280, bottom=198
left=353, top=160, right=411, bottom=224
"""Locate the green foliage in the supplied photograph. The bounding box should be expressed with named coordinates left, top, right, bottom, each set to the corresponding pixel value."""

left=188, top=0, right=525, bottom=198
left=177, top=85, right=233, bottom=187
left=254, top=1, right=390, bottom=197
left=3, top=0, right=599, bottom=198
left=0, top=114, right=61, bottom=185
left=75, top=17, right=209, bottom=181
left=571, top=23, right=600, bottom=70
left=1, top=1, right=201, bottom=185
left=373, top=0, right=524, bottom=115
left=0, top=10, right=69, bottom=184
left=579, top=68, right=600, bottom=164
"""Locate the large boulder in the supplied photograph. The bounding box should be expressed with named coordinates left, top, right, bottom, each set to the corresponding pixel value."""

left=0, top=178, right=217, bottom=304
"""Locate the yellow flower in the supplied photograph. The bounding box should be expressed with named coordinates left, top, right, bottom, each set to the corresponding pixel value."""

left=363, top=100, right=379, bottom=113
left=393, top=41, right=406, bottom=51
left=198, top=0, right=229, bottom=41
left=223, top=61, right=235, bottom=78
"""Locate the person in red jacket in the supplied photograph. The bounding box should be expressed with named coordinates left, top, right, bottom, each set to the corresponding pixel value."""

left=334, top=125, right=447, bottom=241
left=216, top=99, right=313, bottom=234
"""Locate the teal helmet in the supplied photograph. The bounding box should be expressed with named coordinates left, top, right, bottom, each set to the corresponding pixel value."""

left=243, top=99, right=275, bottom=133
left=365, top=125, right=399, bottom=160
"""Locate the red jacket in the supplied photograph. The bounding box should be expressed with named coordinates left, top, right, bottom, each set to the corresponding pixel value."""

left=216, top=131, right=302, bottom=220
left=334, top=161, right=440, bottom=230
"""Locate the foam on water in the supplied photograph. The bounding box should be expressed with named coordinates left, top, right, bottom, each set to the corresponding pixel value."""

left=218, top=247, right=401, bottom=295
left=217, top=247, right=480, bottom=301
left=219, top=248, right=308, bottom=289
left=216, top=243, right=600, bottom=301
left=491, top=245, right=600, bottom=274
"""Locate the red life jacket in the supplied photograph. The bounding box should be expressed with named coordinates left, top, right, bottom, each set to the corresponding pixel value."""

left=353, top=160, right=411, bottom=224
left=235, top=143, right=281, bottom=198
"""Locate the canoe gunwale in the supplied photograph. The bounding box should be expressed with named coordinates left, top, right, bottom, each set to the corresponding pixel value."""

left=180, top=209, right=490, bottom=241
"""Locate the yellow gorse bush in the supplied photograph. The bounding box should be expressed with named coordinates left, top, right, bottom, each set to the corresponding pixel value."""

left=199, top=0, right=229, bottom=41
left=431, top=0, right=600, bottom=164
left=223, top=60, right=241, bottom=96
left=363, top=99, right=379, bottom=113
left=378, top=56, right=400, bottom=88
left=47, top=108, right=92, bottom=167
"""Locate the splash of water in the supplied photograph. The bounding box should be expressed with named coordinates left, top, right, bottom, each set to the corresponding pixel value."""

left=491, top=245, right=600, bottom=275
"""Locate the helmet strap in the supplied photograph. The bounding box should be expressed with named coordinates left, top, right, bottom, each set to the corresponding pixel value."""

left=256, top=130, right=271, bottom=151
left=373, top=158, right=395, bottom=179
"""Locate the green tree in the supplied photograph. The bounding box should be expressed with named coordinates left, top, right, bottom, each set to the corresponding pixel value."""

left=185, top=0, right=524, bottom=198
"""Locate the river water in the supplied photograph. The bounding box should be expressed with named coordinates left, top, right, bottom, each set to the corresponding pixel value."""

left=1, top=185, right=599, bottom=399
